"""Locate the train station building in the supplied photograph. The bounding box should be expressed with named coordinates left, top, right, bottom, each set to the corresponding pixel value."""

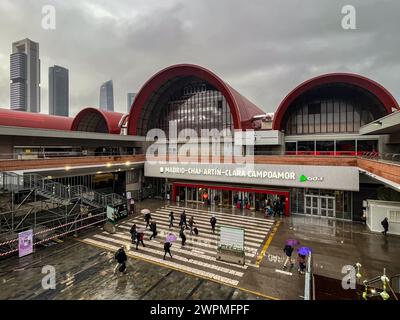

left=1, top=64, right=400, bottom=254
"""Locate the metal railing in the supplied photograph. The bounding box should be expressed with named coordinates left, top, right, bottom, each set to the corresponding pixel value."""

left=0, top=150, right=140, bottom=160
left=0, top=172, right=126, bottom=208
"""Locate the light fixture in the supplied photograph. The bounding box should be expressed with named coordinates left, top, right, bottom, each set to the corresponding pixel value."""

left=125, top=161, right=131, bottom=166
left=65, top=166, right=70, bottom=171
left=96, top=171, right=103, bottom=174
left=106, top=163, right=112, bottom=167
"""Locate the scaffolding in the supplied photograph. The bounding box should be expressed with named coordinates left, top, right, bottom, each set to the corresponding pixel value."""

left=0, top=172, right=126, bottom=257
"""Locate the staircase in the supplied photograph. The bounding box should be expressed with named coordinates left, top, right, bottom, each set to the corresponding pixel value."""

left=0, top=172, right=126, bottom=208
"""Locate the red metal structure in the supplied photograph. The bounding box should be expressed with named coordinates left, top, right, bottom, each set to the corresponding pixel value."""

left=127, top=64, right=265, bottom=135
left=273, top=73, right=399, bottom=131
left=71, top=107, right=123, bottom=134
left=0, top=108, right=73, bottom=131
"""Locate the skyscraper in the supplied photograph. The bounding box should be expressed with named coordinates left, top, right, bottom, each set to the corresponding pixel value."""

left=99, top=80, right=114, bottom=111
left=127, top=92, right=136, bottom=112
left=10, top=38, right=41, bottom=112
left=49, top=65, right=69, bottom=117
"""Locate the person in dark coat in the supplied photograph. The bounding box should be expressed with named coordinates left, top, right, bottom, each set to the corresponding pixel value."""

left=163, top=241, right=173, bottom=260
left=129, top=223, right=137, bottom=244
left=179, top=227, right=187, bottom=246
left=282, top=244, right=294, bottom=270
left=188, top=216, right=196, bottom=235
left=144, top=212, right=152, bottom=229
left=381, top=217, right=389, bottom=236
left=136, top=231, right=145, bottom=250
left=169, top=211, right=175, bottom=229
left=210, top=215, right=217, bottom=233
left=114, top=247, right=127, bottom=273
left=180, top=210, right=188, bottom=229
left=149, top=221, right=157, bottom=240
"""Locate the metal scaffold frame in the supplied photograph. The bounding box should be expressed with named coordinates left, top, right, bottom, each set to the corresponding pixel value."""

left=0, top=172, right=126, bottom=257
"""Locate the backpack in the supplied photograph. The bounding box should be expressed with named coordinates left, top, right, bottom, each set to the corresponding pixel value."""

left=194, top=227, right=199, bottom=236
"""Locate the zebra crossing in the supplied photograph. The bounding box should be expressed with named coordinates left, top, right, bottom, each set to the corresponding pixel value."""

left=81, top=205, right=275, bottom=287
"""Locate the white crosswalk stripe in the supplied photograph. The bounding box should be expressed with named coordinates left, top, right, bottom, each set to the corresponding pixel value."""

left=167, top=205, right=274, bottom=224
left=80, top=205, right=275, bottom=287
left=122, top=213, right=266, bottom=246
left=156, top=209, right=271, bottom=235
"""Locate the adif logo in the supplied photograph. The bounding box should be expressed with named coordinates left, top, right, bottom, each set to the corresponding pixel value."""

left=300, top=175, right=324, bottom=182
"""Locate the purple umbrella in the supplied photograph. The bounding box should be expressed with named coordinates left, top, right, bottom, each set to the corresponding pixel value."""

left=286, top=239, right=300, bottom=246
left=297, top=247, right=312, bottom=256
left=166, top=234, right=177, bottom=243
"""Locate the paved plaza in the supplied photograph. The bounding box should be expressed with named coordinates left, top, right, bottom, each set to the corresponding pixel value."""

left=1, top=200, right=399, bottom=300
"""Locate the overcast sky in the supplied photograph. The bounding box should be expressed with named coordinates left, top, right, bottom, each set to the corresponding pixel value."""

left=0, top=0, right=399, bottom=116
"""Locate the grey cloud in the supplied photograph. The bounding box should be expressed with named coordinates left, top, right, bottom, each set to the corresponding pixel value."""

left=0, top=0, right=399, bottom=115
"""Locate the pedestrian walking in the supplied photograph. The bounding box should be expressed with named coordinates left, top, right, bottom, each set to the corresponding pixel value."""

left=114, top=247, right=127, bottom=274
left=381, top=217, right=389, bottom=236
left=179, top=227, right=187, bottom=246
left=136, top=231, right=145, bottom=250
left=210, top=215, right=217, bottom=233
left=163, top=241, right=173, bottom=260
left=297, top=253, right=306, bottom=274
left=169, top=211, right=175, bottom=229
left=149, top=221, right=158, bottom=240
left=144, top=212, right=152, bottom=229
left=180, top=210, right=188, bottom=229
left=283, top=244, right=294, bottom=270
left=129, top=223, right=137, bottom=244
left=188, top=216, right=196, bottom=234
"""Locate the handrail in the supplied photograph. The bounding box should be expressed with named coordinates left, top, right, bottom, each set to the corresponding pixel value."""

left=1, top=171, right=126, bottom=208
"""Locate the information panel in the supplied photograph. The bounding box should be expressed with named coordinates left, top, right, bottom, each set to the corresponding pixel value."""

left=18, top=229, right=33, bottom=258
left=219, top=225, right=245, bottom=250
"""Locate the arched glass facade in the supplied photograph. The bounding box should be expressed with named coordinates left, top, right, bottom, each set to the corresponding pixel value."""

left=283, top=85, right=387, bottom=135
left=140, top=79, right=234, bottom=137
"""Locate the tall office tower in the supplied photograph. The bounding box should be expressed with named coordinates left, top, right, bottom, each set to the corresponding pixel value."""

left=10, top=38, right=41, bottom=112
left=99, top=80, right=114, bottom=111
left=127, top=92, right=136, bottom=112
left=49, top=65, right=69, bottom=117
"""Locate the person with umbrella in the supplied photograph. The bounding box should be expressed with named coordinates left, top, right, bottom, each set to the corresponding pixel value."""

left=149, top=221, right=158, bottom=240
left=142, top=210, right=152, bottom=229
left=163, top=233, right=176, bottom=260
left=210, top=215, right=217, bottom=233
left=283, top=239, right=299, bottom=270
left=179, top=226, right=187, bottom=246
left=169, top=211, right=175, bottom=229
left=297, top=247, right=311, bottom=274
left=135, top=229, right=145, bottom=250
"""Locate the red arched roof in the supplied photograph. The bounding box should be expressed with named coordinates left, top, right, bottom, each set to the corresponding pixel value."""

left=273, top=73, right=399, bottom=130
left=127, top=64, right=264, bottom=135
left=71, top=107, right=123, bottom=134
left=0, top=108, right=73, bottom=131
